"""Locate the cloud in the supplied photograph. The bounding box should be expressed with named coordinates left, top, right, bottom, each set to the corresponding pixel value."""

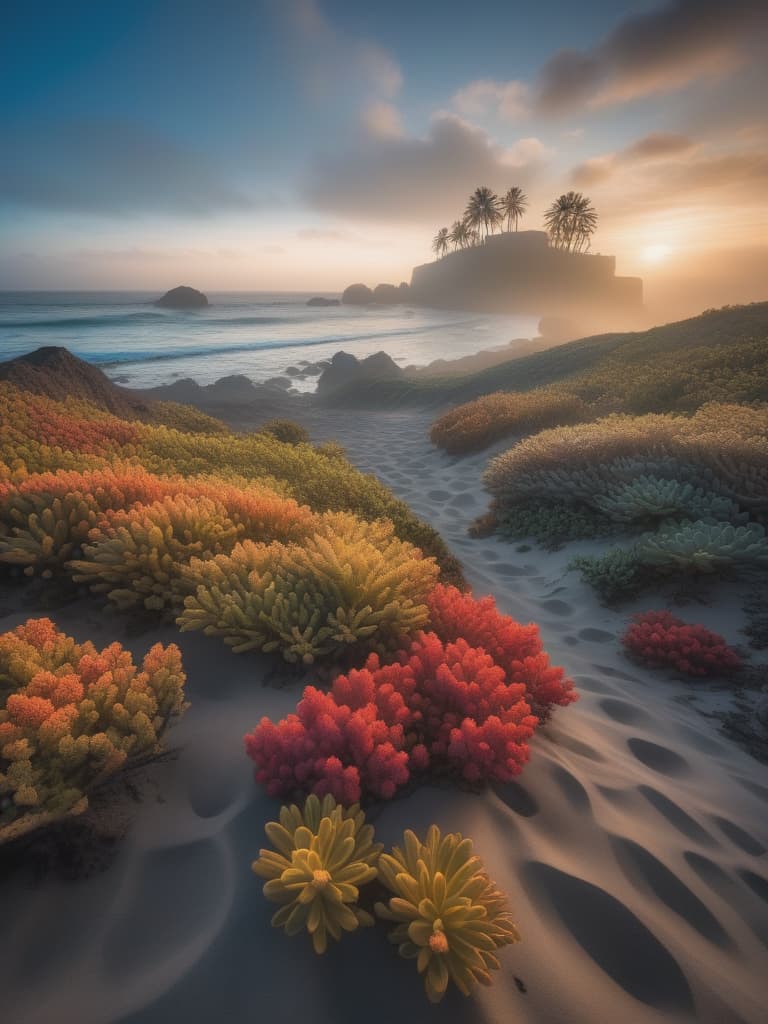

left=0, top=122, right=256, bottom=216
left=572, top=132, right=696, bottom=185
left=621, top=133, right=695, bottom=160
left=362, top=102, right=404, bottom=139
left=536, top=0, right=768, bottom=113
left=305, top=114, right=549, bottom=223
left=280, top=0, right=402, bottom=103
left=452, top=80, right=528, bottom=121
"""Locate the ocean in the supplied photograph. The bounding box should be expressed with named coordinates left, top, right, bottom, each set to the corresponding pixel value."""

left=0, top=291, right=540, bottom=392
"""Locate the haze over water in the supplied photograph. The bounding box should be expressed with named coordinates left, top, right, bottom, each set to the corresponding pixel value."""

left=0, top=292, right=538, bottom=391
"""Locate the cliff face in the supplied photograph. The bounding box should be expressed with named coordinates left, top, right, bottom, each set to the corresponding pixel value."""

left=409, top=231, right=642, bottom=317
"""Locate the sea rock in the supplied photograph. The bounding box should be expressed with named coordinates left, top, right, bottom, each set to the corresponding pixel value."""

left=317, top=350, right=403, bottom=395
left=341, top=283, right=374, bottom=305
left=306, top=296, right=340, bottom=306
left=154, top=285, right=209, bottom=309
left=373, top=282, right=409, bottom=304
left=264, top=376, right=292, bottom=390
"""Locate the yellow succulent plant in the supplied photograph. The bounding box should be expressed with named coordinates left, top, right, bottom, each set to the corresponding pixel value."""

left=253, top=794, right=383, bottom=954
left=375, top=825, right=520, bottom=1003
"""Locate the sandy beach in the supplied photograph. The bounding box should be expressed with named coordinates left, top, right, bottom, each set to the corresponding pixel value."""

left=2, top=403, right=766, bottom=1024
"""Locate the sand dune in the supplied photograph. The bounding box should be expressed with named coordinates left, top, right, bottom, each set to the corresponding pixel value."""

left=2, top=408, right=767, bottom=1024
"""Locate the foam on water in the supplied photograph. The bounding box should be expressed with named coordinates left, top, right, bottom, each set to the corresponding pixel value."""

left=0, top=291, right=539, bottom=390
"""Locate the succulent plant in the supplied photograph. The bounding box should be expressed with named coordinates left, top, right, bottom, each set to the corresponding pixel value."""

left=179, top=513, right=438, bottom=663
left=375, top=825, right=519, bottom=1003
left=636, top=520, right=768, bottom=573
left=252, top=794, right=382, bottom=954
left=594, top=475, right=744, bottom=525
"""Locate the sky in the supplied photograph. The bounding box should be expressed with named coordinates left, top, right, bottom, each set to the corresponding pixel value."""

left=1, top=0, right=767, bottom=316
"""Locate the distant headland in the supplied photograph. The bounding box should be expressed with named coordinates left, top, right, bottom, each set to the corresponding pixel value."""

left=342, top=231, right=642, bottom=321
left=342, top=185, right=643, bottom=323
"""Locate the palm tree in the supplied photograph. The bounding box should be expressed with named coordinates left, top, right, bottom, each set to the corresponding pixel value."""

left=432, top=227, right=450, bottom=259
left=544, top=191, right=598, bottom=253
left=449, top=219, right=472, bottom=250
left=500, top=186, right=528, bottom=232
left=464, top=186, right=502, bottom=241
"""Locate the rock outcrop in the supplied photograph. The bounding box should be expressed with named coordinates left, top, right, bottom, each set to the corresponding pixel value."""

left=408, top=231, right=642, bottom=320
left=0, top=347, right=154, bottom=419
left=306, top=296, right=340, bottom=307
left=316, top=351, right=403, bottom=396
left=154, top=285, right=209, bottom=309
left=341, top=283, right=374, bottom=305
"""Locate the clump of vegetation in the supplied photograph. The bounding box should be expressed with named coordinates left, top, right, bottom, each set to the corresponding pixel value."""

left=430, top=304, right=768, bottom=454
left=496, top=498, right=618, bottom=550
left=0, top=618, right=186, bottom=845
left=570, top=548, right=650, bottom=604
left=622, top=611, right=741, bottom=677
left=636, top=521, right=768, bottom=574
left=179, top=514, right=439, bottom=664
left=430, top=387, right=589, bottom=454
left=252, top=794, right=382, bottom=954
left=258, top=419, right=310, bottom=445
left=0, top=382, right=463, bottom=585
left=375, top=825, right=520, bottom=1003
left=246, top=627, right=547, bottom=804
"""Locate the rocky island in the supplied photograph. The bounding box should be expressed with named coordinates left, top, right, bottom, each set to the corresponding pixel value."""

left=154, top=285, right=209, bottom=309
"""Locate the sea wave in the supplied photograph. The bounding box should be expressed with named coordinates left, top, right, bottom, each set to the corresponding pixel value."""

left=92, top=318, right=479, bottom=368
left=0, top=312, right=293, bottom=330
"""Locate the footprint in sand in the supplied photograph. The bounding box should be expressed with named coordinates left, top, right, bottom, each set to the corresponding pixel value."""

left=578, top=627, right=614, bottom=643
left=737, top=869, right=768, bottom=904
left=537, top=598, right=572, bottom=615
left=548, top=730, right=606, bottom=763
left=549, top=763, right=591, bottom=810
left=492, top=780, right=539, bottom=817
left=638, top=786, right=716, bottom=846
left=712, top=816, right=766, bottom=857
left=574, top=674, right=617, bottom=695
left=448, top=491, right=476, bottom=507
left=627, top=738, right=690, bottom=777
left=523, top=862, right=694, bottom=1011
left=495, top=563, right=536, bottom=577
left=734, top=778, right=768, bottom=803
left=427, top=489, right=452, bottom=502
left=600, top=698, right=653, bottom=727
left=610, top=836, right=733, bottom=948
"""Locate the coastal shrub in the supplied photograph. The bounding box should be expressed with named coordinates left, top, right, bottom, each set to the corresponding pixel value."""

left=635, top=521, right=768, bottom=574
left=593, top=476, right=745, bottom=525
left=570, top=548, right=649, bottom=604
left=0, top=618, right=186, bottom=844
left=426, top=584, right=576, bottom=715
left=258, top=419, right=310, bottom=445
left=70, top=494, right=245, bottom=614
left=427, top=306, right=768, bottom=457
left=149, top=401, right=229, bottom=435
left=484, top=404, right=768, bottom=516
left=430, top=387, right=589, bottom=454
left=252, top=794, right=382, bottom=954
left=0, top=383, right=464, bottom=585
left=621, top=611, right=741, bottom=677
left=244, top=631, right=538, bottom=803
left=375, top=825, right=520, bottom=1003
left=0, top=466, right=312, bottom=575
left=179, top=514, right=439, bottom=663
left=495, top=498, right=618, bottom=549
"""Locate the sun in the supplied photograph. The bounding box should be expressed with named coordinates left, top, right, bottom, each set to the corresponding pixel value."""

left=640, top=243, right=674, bottom=264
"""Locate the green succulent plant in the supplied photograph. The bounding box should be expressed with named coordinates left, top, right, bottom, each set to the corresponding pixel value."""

left=252, top=794, right=382, bottom=955
left=497, top=499, right=618, bottom=550
left=594, top=476, right=743, bottom=525
left=375, top=825, right=520, bottom=1003
left=636, top=520, right=768, bottom=574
